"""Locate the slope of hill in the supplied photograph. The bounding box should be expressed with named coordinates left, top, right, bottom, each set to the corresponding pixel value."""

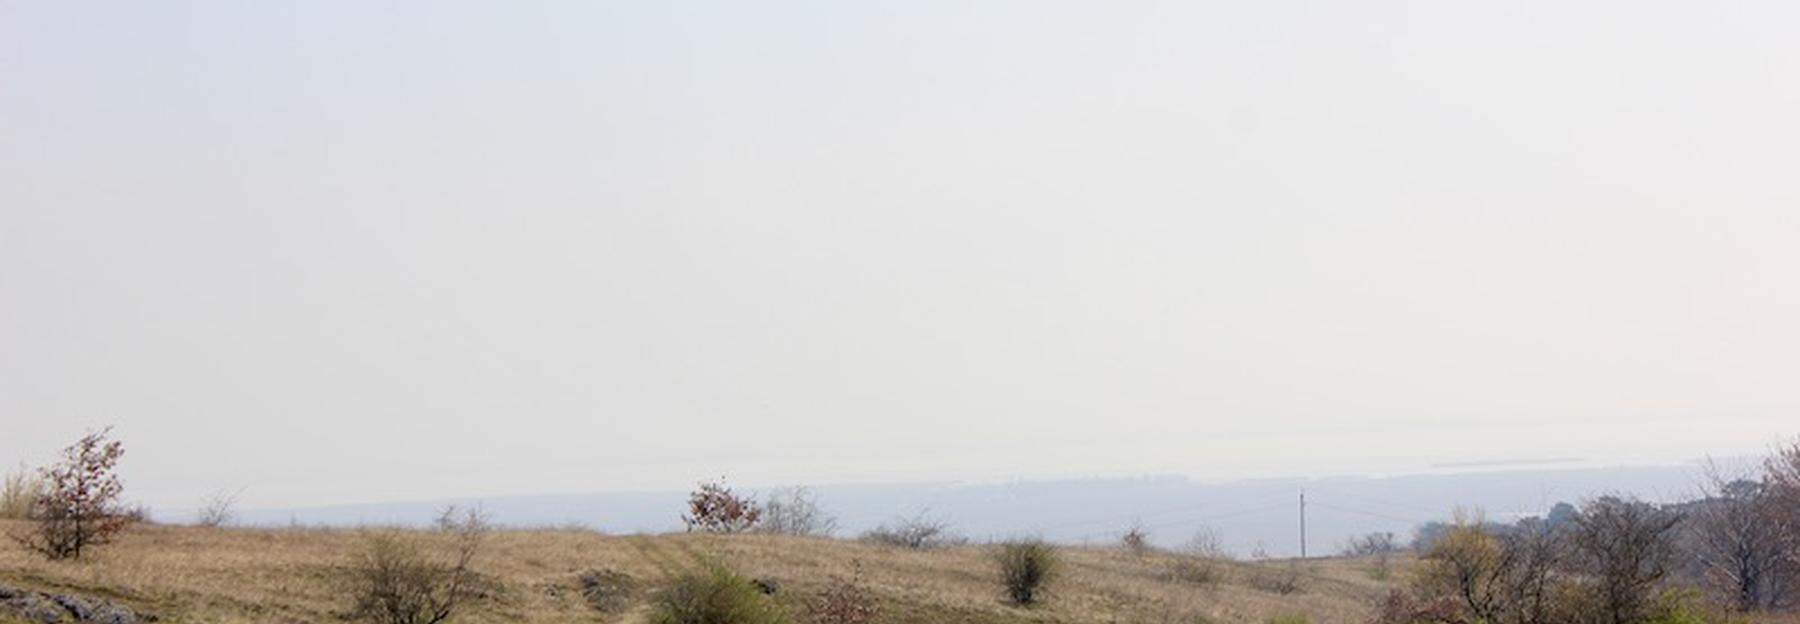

left=0, top=521, right=1397, bottom=624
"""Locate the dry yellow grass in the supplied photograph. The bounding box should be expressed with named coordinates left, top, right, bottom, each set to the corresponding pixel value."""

left=0, top=521, right=1399, bottom=624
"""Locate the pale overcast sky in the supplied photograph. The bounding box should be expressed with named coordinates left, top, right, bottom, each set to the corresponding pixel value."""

left=3, top=2, right=1797, bottom=511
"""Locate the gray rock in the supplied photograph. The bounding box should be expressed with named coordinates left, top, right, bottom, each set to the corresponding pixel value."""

left=0, top=585, right=139, bottom=624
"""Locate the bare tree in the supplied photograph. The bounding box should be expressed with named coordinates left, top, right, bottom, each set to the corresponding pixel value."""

left=11, top=429, right=131, bottom=560
left=1766, top=439, right=1800, bottom=605
left=758, top=486, right=837, bottom=537
left=1690, top=463, right=1787, bottom=611
left=1568, top=496, right=1684, bottom=624
left=1495, top=519, right=1566, bottom=624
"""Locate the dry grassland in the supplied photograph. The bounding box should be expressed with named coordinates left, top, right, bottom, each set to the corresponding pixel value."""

left=0, top=521, right=1399, bottom=624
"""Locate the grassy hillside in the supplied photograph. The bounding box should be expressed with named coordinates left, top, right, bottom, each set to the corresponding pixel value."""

left=0, top=521, right=1397, bottom=624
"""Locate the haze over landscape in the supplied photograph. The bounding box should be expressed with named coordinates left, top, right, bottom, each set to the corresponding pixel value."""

left=5, top=1, right=1797, bottom=522
left=5, top=3, right=1800, bottom=624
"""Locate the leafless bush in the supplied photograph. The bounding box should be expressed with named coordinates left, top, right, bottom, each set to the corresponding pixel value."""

left=196, top=488, right=242, bottom=528
left=346, top=506, right=491, bottom=624
left=807, top=560, right=880, bottom=624
left=683, top=478, right=762, bottom=534
left=996, top=539, right=1058, bottom=606
left=1184, top=527, right=1231, bottom=559
left=1568, top=495, right=1683, bottom=624
left=1165, top=528, right=1231, bottom=586
left=0, top=465, right=45, bottom=520
left=759, top=486, right=837, bottom=537
left=860, top=511, right=963, bottom=549
left=10, top=429, right=131, bottom=560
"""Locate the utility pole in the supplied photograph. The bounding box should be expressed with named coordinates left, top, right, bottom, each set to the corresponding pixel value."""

left=1299, top=489, right=1307, bottom=559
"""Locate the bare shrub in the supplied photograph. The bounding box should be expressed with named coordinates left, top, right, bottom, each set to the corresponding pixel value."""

left=346, top=506, right=491, bottom=624
left=649, top=562, right=791, bottom=624
left=996, top=539, right=1058, bottom=606
left=683, top=478, right=762, bottom=534
left=807, top=560, right=879, bottom=624
left=860, top=511, right=962, bottom=550
left=1569, top=496, right=1684, bottom=624
left=760, top=486, right=837, bottom=537
left=11, top=429, right=131, bottom=560
left=0, top=465, right=45, bottom=520
left=196, top=488, right=242, bottom=528
left=1185, top=528, right=1231, bottom=559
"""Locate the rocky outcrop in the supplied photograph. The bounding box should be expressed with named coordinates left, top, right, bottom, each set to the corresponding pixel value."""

left=0, top=585, right=149, bottom=624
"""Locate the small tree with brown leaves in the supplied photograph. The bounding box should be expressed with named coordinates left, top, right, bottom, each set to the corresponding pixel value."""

left=12, top=429, right=130, bottom=560
left=683, top=478, right=761, bottom=534
left=1121, top=523, right=1152, bottom=556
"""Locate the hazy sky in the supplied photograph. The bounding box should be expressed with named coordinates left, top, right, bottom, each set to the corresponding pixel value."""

left=3, top=1, right=1797, bottom=511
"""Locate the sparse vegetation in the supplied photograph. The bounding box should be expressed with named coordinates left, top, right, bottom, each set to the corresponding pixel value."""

left=996, top=539, right=1058, bottom=607
left=649, top=561, right=792, bottom=624
left=344, top=506, right=490, bottom=624
left=683, top=478, right=763, bottom=534
left=10, top=429, right=130, bottom=560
